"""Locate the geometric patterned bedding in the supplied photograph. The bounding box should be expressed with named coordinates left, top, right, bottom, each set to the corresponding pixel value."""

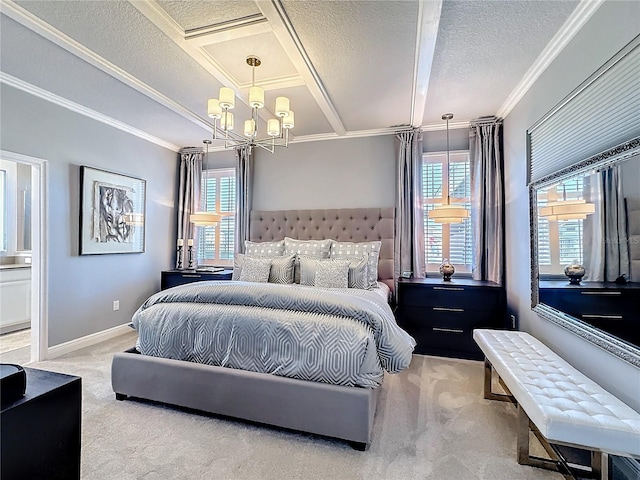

left=132, top=281, right=416, bottom=388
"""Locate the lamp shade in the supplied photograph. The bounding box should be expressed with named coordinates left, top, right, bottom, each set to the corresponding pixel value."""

left=428, top=205, right=470, bottom=224
left=207, top=99, right=222, bottom=119
left=249, top=86, right=264, bottom=109
left=539, top=199, right=595, bottom=220
left=219, top=87, right=235, bottom=109
left=282, top=111, right=295, bottom=129
left=275, top=97, right=290, bottom=117
left=267, top=119, right=280, bottom=137
left=221, top=112, right=234, bottom=131
left=244, top=119, right=256, bottom=137
left=189, top=212, right=222, bottom=226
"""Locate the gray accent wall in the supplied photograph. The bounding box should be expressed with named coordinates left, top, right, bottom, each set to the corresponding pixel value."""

left=0, top=84, right=177, bottom=347
left=503, top=1, right=640, bottom=410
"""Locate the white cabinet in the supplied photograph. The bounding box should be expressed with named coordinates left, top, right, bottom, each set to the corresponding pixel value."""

left=0, top=267, right=31, bottom=333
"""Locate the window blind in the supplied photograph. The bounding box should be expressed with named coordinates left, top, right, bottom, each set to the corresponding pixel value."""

left=197, top=169, right=236, bottom=263
left=528, top=36, right=640, bottom=183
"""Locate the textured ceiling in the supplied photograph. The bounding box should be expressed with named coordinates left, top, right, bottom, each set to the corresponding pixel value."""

left=1, top=0, right=585, bottom=151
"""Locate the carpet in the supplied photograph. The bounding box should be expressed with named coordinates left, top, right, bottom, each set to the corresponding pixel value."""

left=31, top=330, right=561, bottom=480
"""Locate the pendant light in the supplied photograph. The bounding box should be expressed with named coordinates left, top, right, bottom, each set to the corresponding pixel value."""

left=428, top=113, right=471, bottom=224
left=190, top=139, right=221, bottom=226
left=539, top=181, right=595, bottom=221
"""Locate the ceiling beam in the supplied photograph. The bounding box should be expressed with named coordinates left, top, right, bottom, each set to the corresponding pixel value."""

left=257, top=0, right=346, bottom=136
left=184, top=15, right=272, bottom=47
left=410, top=0, right=443, bottom=128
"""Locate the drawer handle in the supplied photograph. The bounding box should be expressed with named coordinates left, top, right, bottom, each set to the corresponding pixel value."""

left=433, top=307, right=465, bottom=312
left=432, top=327, right=464, bottom=334
left=182, top=274, right=202, bottom=278
left=433, top=286, right=464, bottom=291
left=580, top=291, right=621, bottom=296
left=582, top=314, right=623, bottom=320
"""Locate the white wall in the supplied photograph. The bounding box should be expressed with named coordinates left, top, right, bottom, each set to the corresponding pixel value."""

left=0, top=84, right=177, bottom=347
left=503, top=1, right=640, bottom=410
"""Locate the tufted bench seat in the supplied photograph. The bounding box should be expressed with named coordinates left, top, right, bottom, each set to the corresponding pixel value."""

left=473, top=329, right=640, bottom=479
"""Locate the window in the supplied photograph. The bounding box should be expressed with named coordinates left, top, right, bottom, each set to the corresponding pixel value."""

left=422, top=151, right=473, bottom=273
left=537, top=178, right=585, bottom=275
left=196, top=168, right=236, bottom=266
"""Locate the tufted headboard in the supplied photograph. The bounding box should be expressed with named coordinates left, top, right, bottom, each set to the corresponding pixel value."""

left=249, top=208, right=395, bottom=291
left=627, top=197, right=640, bottom=282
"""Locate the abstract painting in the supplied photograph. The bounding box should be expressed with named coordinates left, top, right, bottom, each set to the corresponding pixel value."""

left=79, top=166, right=146, bottom=255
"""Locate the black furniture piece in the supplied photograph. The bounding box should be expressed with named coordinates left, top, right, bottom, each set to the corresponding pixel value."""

left=539, top=280, right=640, bottom=347
left=396, top=277, right=505, bottom=360
left=1, top=367, right=81, bottom=480
left=161, top=268, right=233, bottom=290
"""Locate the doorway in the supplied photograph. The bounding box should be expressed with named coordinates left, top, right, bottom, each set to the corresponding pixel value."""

left=0, top=150, right=47, bottom=364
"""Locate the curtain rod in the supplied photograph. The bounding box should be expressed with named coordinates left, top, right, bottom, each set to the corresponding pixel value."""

left=469, top=117, right=503, bottom=127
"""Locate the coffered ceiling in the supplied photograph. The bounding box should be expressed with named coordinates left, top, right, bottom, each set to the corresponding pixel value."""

left=0, top=0, right=595, bottom=152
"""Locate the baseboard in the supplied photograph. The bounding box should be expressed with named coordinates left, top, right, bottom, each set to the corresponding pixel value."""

left=47, top=323, right=133, bottom=359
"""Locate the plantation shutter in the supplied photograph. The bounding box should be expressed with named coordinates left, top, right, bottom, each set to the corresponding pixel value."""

left=197, top=169, right=236, bottom=263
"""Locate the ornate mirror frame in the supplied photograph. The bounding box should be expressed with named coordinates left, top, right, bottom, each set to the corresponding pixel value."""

left=529, top=137, right=640, bottom=367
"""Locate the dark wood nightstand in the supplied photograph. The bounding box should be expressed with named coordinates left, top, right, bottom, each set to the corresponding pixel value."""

left=396, top=277, right=506, bottom=360
left=161, top=269, right=233, bottom=290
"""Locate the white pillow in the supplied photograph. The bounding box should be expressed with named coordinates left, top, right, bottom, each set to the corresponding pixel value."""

left=244, top=240, right=285, bottom=256
left=330, top=241, right=381, bottom=289
left=238, top=257, right=272, bottom=283
left=315, top=260, right=350, bottom=288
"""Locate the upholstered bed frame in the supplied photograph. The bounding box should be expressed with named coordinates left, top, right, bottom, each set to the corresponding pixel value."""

left=111, top=208, right=396, bottom=449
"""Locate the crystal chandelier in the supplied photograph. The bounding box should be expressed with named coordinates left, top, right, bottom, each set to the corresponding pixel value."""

left=206, top=56, right=295, bottom=153
left=428, top=113, right=470, bottom=224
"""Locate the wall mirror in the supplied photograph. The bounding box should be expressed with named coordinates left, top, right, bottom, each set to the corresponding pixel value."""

left=530, top=141, right=640, bottom=366
left=528, top=35, right=640, bottom=366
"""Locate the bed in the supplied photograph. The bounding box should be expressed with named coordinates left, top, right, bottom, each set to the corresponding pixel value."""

left=111, top=208, right=414, bottom=449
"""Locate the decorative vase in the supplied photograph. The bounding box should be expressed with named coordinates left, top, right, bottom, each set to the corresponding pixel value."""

left=439, top=259, right=455, bottom=281
left=564, top=260, right=585, bottom=285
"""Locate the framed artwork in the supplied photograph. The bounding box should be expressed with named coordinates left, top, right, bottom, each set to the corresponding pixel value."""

left=79, top=166, right=146, bottom=255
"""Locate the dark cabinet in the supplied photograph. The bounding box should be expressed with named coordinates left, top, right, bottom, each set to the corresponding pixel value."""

left=539, top=280, right=639, bottom=346
left=396, top=278, right=506, bottom=360
left=161, top=269, right=233, bottom=290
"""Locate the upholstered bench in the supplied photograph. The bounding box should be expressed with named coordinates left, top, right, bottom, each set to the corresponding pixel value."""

left=473, top=329, right=640, bottom=479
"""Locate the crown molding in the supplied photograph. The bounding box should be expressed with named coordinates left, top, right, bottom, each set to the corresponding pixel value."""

left=497, top=0, right=604, bottom=119
left=1, top=73, right=180, bottom=152
left=1, top=0, right=213, bottom=135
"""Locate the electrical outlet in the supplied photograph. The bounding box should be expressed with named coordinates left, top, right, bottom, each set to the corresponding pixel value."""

left=510, top=314, right=517, bottom=329
left=113, top=300, right=120, bottom=311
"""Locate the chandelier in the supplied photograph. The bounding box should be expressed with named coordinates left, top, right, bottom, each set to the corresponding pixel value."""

left=428, top=113, right=470, bottom=224
left=207, top=56, right=295, bottom=153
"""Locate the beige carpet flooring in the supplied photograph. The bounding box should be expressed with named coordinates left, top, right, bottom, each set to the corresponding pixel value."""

left=0, top=328, right=31, bottom=364
left=31, top=330, right=561, bottom=480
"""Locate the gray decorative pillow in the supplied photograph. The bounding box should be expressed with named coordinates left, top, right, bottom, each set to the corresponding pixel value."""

left=315, top=260, right=350, bottom=288
left=244, top=240, right=285, bottom=257
left=238, top=256, right=272, bottom=283
left=284, top=237, right=332, bottom=283
left=233, top=253, right=295, bottom=284
left=330, top=240, right=381, bottom=289
left=299, top=256, right=369, bottom=289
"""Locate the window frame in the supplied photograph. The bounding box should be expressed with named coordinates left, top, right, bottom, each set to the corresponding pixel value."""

left=422, top=150, right=473, bottom=274
left=196, top=167, right=236, bottom=266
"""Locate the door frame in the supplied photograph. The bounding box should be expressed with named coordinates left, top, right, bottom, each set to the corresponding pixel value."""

left=0, top=150, right=48, bottom=362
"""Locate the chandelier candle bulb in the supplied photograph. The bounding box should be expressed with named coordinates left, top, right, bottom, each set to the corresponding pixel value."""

left=275, top=97, right=290, bottom=117
left=219, top=87, right=235, bottom=109
left=283, top=111, right=295, bottom=129
left=249, top=87, right=264, bottom=109
left=207, top=99, right=222, bottom=119
left=267, top=119, right=280, bottom=137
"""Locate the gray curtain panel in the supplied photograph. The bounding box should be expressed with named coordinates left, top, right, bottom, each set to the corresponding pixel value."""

left=177, top=148, right=203, bottom=268
left=394, top=128, right=425, bottom=286
left=470, top=118, right=504, bottom=284
left=584, top=166, right=629, bottom=281
left=235, top=146, right=253, bottom=254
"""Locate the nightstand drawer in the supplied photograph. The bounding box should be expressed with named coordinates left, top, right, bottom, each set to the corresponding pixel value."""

left=399, top=284, right=500, bottom=310
left=161, top=270, right=233, bottom=290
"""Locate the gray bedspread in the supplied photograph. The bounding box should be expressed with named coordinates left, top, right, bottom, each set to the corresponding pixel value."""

left=132, top=281, right=416, bottom=388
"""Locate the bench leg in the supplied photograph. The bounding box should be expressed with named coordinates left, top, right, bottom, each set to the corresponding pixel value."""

left=517, top=404, right=605, bottom=480
left=483, top=358, right=515, bottom=403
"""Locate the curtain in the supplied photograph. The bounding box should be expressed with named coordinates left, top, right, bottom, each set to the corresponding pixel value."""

left=176, top=148, right=202, bottom=268
left=235, top=146, right=253, bottom=253
left=470, top=118, right=504, bottom=284
left=394, top=128, right=425, bottom=286
left=583, top=165, right=629, bottom=281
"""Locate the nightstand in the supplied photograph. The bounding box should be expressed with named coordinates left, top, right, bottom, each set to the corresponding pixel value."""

left=396, top=277, right=506, bottom=360
left=161, top=269, right=233, bottom=290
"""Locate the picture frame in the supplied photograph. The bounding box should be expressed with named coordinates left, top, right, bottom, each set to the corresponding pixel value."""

left=79, top=166, right=146, bottom=255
